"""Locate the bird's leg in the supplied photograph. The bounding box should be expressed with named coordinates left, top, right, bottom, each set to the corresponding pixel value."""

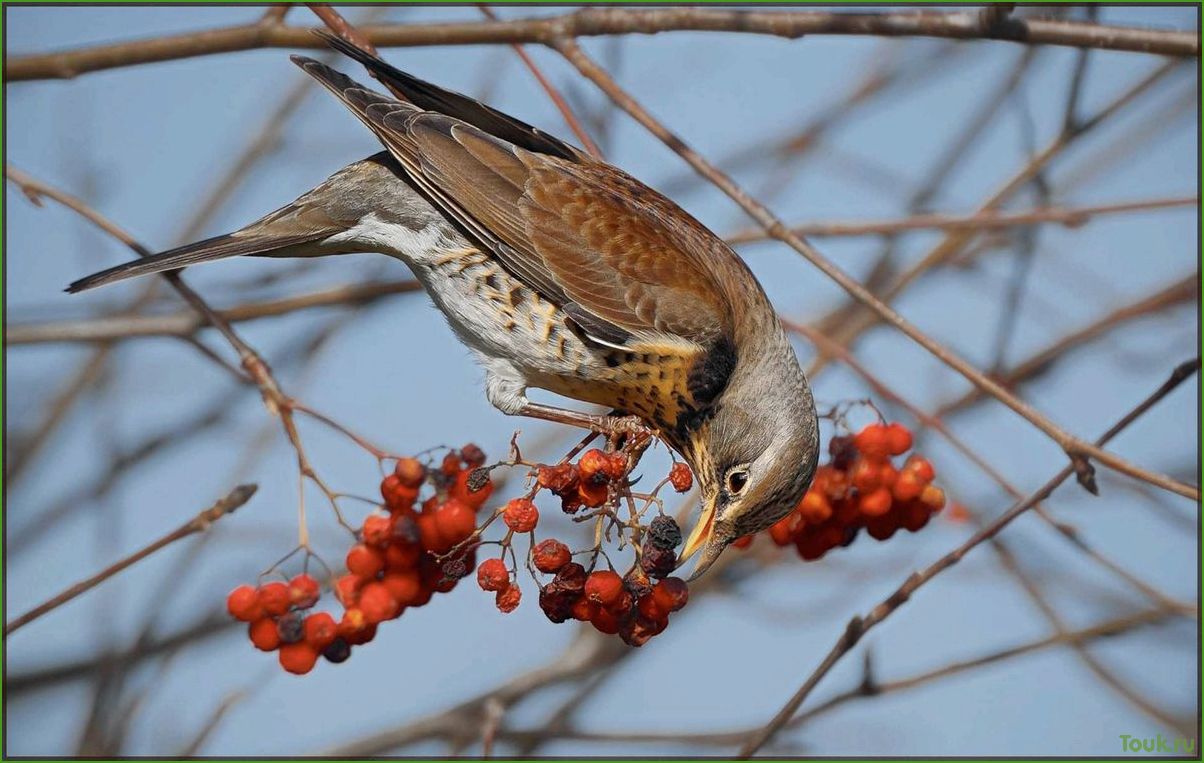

left=515, top=402, right=652, bottom=444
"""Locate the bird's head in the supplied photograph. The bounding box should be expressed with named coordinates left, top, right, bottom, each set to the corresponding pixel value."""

left=676, top=328, right=820, bottom=581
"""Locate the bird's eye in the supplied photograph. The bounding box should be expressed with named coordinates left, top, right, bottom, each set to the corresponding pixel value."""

left=726, top=468, right=749, bottom=496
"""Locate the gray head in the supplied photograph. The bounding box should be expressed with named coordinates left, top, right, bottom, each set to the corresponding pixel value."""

left=678, top=320, right=820, bottom=580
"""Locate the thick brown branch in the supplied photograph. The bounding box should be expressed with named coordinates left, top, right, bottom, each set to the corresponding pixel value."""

left=4, top=485, right=257, bottom=636
left=5, top=9, right=1196, bottom=82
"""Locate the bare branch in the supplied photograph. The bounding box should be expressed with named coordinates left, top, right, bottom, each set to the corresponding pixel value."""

left=5, top=9, right=1196, bottom=82
left=4, top=485, right=257, bottom=636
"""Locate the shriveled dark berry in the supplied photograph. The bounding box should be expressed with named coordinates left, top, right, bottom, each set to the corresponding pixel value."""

left=538, top=588, right=578, bottom=624
left=538, top=463, right=580, bottom=496
left=428, top=468, right=453, bottom=492
left=647, top=515, right=682, bottom=549
left=276, top=611, right=305, bottom=644
left=391, top=515, right=420, bottom=545
left=560, top=494, right=583, bottom=514
left=322, top=637, right=351, bottom=663
left=829, top=434, right=858, bottom=471
left=547, top=562, right=586, bottom=596
left=442, top=557, right=470, bottom=581
left=460, top=443, right=487, bottom=468
left=640, top=544, right=676, bottom=579
left=623, top=570, right=653, bottom=601
left=466, top=467, right=491, bottom=493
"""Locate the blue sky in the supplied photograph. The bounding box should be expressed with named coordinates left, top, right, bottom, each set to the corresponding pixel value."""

left=4, top=5, right=1198, bottom=756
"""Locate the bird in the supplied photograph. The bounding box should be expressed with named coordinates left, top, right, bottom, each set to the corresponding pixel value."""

left=67, top=33, right=820, bottom=581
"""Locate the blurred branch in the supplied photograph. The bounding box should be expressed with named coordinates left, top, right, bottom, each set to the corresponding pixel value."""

left=5, top=9, right=1196, bottom=82
left=477, top=5, right=603, bottom=158
left=6, top=279, right=422, bottom=345
left=727, top=196, right=1197, bottom=243
left=739, top=357, right=1200, bottom=756
left=936, top=273, right=1199, bottom=418
left=553, top=40, right=1197, bottom=501
left=4, top=485, right=257, bottom=636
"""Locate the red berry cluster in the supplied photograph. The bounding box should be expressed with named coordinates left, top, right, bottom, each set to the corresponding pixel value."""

left=469, top=448, right=693, bottom=647
left=226, top=444, right=494, bottom=674
left=761, top=422, right=946, bottom=561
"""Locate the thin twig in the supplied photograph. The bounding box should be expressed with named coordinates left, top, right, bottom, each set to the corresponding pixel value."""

left=5, top=485, right=257, bottom=636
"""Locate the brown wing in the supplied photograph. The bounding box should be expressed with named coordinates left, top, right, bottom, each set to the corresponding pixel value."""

left=293, top=56, right=733, bottom=353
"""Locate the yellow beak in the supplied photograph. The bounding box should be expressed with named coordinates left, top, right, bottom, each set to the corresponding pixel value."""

left=676, top=498, right=727, bottom=581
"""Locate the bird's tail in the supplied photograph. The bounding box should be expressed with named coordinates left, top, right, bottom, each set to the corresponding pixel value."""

left=66, top=226, right=331, bottom=293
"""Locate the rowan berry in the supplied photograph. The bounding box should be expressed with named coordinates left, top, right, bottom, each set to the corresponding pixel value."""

left=502, top=498, right=539, bottom=533
left=394, top=456, right=426, bottom=488
left=435, top=499, right=477, bottom=544
left=892, top=470, right=923, bottom=502
left=549, top=562, right=586, bottom=595
left=226, top=585, right=262, bottom=622
left=384, top=541, right=421, bottom=571
left=287, top=574, right=321, bottom=609
left=380, top=474, right=418, bottom=512
left=619, top=615, right=665, bottom=647
left=798, top=490, right=833, bottom=523
left=648, top=515, right=683, bottom=549
left=538, top=588, right=577, bottom=623
left=577, top=479, right=608, bottom=508
left=637, top=592, right=666, bottom=621
left=640, top=544, right=676, bottom=579
left=416, top=512, right=451, bottom=554
left=345, top=623, right=377, bottom=646
left=561, top=494, right=584, bottom=514
left=279, top=642, right=320, bottom=675
left=920, top=484, right=946, bottom=511
left=828, top=434, right=858, bottom=470
left=303, top=612, right=338, bottom=650
left=495, top=584, right=522, bottom=613
left=858, top=487, right=893, bottom=517
left=441, top=451, right=462, bottom=477
left=460, top=443, right=487, bottom=468
left=607, top=588, right=635, bottom=618
left=531, top=538, right=572, bottom=573
left=850, top=458, right=881, bottom=491
left=584, top=570, right=624, bottom=606
left=338, top=608, right=367, bottom=638
left=451, top=469, right=493, bottom=510
left=877, top=462, right=898, bottom=490
left=769, top=515, right=797, bottom=546
left=346, top=544, right=385, bottom=579
left=258, top=582, right=291, bottom=617
left=359, top=582, right=398, bottom=624
left=590, top=606, right=621, bottom=635
left=537, top=463, right=579, bottom=496
left=885, top=423, right=913, bottom=455
left=906, top=455, right=936, bottom=483
left=322, top=637, right=351, bottom=664
left=732, top=535, right=754, bottom=549
left=901, top=501, right=931, bottom=532
left=601, top=451, right=628, bottom=481
left=668, top=462, right=693, bottom=492
left=274, top=611, right=303, bottom=644
left=623, top=569, right=652, bottom=601
left=571, top=595, right=600, bottom=622
left=382, top=571, right=422, bottom=607
left=248, top=618, right=281, bottom=651
left=652, top=577, right=689, bottom=613
left=854, top=424, right=890, bottom=459
left=865, top=515, right=900, bottom=541
left=441, top=557, right=469, bottom=582
left=360, top=515, right=390, bottom=548
left=477, top=558, right=510, bottom=592
left=578, top=449, right=609, bottom=482
left=334, top=574, right=362, bottom=607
